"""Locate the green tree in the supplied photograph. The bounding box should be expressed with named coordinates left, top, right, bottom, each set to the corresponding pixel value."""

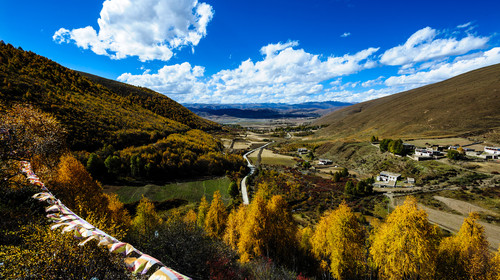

left=311, top=201, right=366, bottom=279
left=371, top=196, right=440, bottom=280
left=340, top=167, right=349, bottom=177
left=104, top=155, right=121, bottom=176
left=389, top=139, right=404, bottom=155
left=86, top=153, right=105, bottom=178
left=332, top=172, right=341, bottom=182
left=447, top=149, right=461, bottom=160
left=344, top=181, right=354, bottom=195
left=228, top=181, right=239, bottom=199
left=379, top=138, right=392, bottom=153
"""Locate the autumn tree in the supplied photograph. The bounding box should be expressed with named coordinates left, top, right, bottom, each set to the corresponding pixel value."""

left=51, top=154, right=109, bottom=219
left=238, top=194, right=269, bottom=262
left=224, top=205, right=247, bottom=250
left=197, top=195, right=209, bottom=228
left=131, top=196, right=162, bottom=241
left=311, top=201, right=366, bottom=280
left=0, top=223, right=130, bottom=279
left=0, top=104, right=65, bottom=163
left=204, top=191, right=228, bottom=238
left=370, top=196, right=440, bottom=280
left=437, top=212, right=491, bottom=280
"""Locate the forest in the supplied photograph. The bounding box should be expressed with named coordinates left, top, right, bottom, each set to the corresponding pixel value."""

left=0, top=42, right=243, bottom=181
left=2, top=103, right=500, bottom=280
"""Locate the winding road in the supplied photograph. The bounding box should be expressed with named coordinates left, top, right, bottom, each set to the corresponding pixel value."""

left=240, top=142, right=273, bottom=204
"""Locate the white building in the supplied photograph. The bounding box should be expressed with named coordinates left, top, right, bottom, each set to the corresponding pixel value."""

left=415, top=148, right=433, bottom=157
left=377, top=171, right=401, bottom=182
left=297, top=148, right=309, bottom=155
left=485, top=147, right=500, bottom=155
left=318, top=159, right=333, bottom=165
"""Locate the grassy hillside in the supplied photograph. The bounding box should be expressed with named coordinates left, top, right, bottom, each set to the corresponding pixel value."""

left=0, top=41, right=218, bottom=151
left=314, top=64, right=500, bottom=143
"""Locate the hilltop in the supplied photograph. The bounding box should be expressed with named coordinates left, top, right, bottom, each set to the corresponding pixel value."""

left=0, top=41, right=218, bottom=151
left=314, top=64, right=500, bottom=143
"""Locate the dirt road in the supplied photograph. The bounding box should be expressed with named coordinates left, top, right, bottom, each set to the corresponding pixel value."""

left=390, top=195, right=500, bottom=251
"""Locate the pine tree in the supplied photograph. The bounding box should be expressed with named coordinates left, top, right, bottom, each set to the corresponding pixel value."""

left=370, top=196, right=439, bottom=280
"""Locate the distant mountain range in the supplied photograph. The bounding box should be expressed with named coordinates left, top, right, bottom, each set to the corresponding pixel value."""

left=185, top=101, right=354, bottom=120
left=314, top=63, right=500, bottom=143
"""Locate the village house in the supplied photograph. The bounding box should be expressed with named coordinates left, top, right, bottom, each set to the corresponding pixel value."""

left=415, top=148, right=433, bottom=157
left=318, top=159, right=333, bottom=165
left=485, top=147, right=500, bottom=155
left=297, top=148, right=309, bottom=155
left=377, top=171, right=401, bottom=182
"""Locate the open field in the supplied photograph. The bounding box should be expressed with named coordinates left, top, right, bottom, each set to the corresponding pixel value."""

left=104, top=177, right=232, bottom=204
left=248, top=148, right=297, bottom=167
left=406, top=137, right=489, bottom=151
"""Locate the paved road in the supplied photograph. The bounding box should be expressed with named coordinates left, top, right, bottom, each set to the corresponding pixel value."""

left=241, top=142, right=273, bottom=205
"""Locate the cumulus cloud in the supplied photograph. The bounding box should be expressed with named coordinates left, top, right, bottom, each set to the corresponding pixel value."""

left=380, top=26, right=489, bottom=66
left=341, top=32, right=351, bottom=38
left=53, top=0, right=213, bottom=61
left=385, top=47, right=500, bottom=87
left=208, top=42, right=379, bottom=102
left=118, top=41, right=379, bottom=103
left=117, top=62, right=207, bottom=96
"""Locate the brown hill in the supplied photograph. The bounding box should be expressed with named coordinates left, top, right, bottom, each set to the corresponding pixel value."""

left=314, top=63, right=500, bottom=143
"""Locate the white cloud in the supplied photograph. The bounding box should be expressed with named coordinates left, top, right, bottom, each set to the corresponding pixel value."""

left=457, top=22, right=472, bottom=29
left=385, top=47, right=500, bottom=87
left=53, top=0, right=213, bottom=61
left=118, top=41, right=379, bottom=103
left=380, top=26, right=489, bottom=66
left=341, top=32, right=351, bottom=38
left=208, top=42, right=379, bottom=102
left=117, top=62, right=207, bottom=96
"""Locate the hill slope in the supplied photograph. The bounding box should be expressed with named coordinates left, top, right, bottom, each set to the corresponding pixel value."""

left=314, top=64, right=500, bottom=142
left=0, top=42, right=218, bottom=151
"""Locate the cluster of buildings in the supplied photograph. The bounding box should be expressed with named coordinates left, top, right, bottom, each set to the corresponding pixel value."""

left=407, top=142, right=500, bottom=161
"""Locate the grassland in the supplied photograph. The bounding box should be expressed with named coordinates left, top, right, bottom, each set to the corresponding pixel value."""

left=104, top=177, right=232, bottom=204
left=248, top=148, right=297, bottom=167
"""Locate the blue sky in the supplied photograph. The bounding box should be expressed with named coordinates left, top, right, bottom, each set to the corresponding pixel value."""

left=1, top=0, right=500, bottom=104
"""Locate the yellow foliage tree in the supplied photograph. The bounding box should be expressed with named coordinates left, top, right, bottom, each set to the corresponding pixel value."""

left=491, top=245, right=500, bottom=280
left=370, top=196, right=439, bottom=280
left=0, top=223, right=129, bottom=279
left=311, top=201, right=366, bottom=280
left=131, top=196, right=162, bottom=238
left=236, top=194, right=298, bottom=264
left=237, top=194, right=268, bottom=262
left=183, top=209, right=197, bottom=226
left=51, top=154, right=109, bottom=219
left=224, top=204, right=247, bottom=250
left=204, top=190, right=228, bottom=238
left=104, top=193, right=131, bottom=230
left=197, top=195, right=209, bottom=228
left=437, top=212, right=491, bottom=280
